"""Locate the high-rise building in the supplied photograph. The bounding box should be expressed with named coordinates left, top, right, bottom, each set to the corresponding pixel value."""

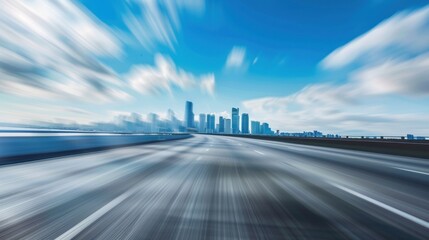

left=232, top=107, right=240, bottom=134
left=218, top=116, right=225, bottom=133
left=261, top=122, right=268, bottom=135
left=199, top=114, right=206, bottom=133
left=251, top=121, right=260, bottom=135
left=184, top=101, right=194, bottom=129
left=224, top=118, right=232, bottom=134
left=206, top=114, right=215, bottom=133
left=241, top=113, right=249, bottom=134
left=206, top=115, right=211, bottom=132
left=260, top=122, right=273, bottom=135
left=210, top=114, right=215, bottom=132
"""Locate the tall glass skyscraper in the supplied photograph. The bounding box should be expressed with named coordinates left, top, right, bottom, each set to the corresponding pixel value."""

left=231, top=107, right=240, bottom=134
left=224, top=119, right=232, bottom=134
left=251, top=121, right=260, bottom=135
left=241, top=113, right=249, bottom=134
left=219, top=116, right=225, bottom=133
left=261, top=122, right=272, bottom=135
left=199, top=113, right=206, bottom=133
left=185, top=101, right=194, bottom=129
left=210, top=114, right=215, bottom=132
left=206, top=114, right=215, bottom=133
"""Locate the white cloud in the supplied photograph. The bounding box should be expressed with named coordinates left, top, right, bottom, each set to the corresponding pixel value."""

left=200, top=74, right=216, bottom=95
left=242, top=73, right=429, bottom=134
left=351, top=53, right=429, bottom=96
left=242, top=92, right=429, bottom=135
left=127, top=54, right=215, bottom=95
left=124, top=0, right=205, bottom=50
left=0, top=102, right=101, bottom=125
left=319, top=4, right=429, bottom=97
left=321, top=5, right=429, bottom=69
left=225, top=46, right=247, bottom=69
left=0, top=0, right=130, bottom=102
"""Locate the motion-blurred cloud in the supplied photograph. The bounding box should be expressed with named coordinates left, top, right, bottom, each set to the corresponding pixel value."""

left=124, top=0, right=205, bottom=50
left=0, top=0, right=129, bottom=102
left=127, top=54, right=215, bottom=95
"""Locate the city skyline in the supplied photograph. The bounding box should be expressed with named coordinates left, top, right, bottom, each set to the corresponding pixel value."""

left=181, top=100, right=426, bottom=140
left=0, top=1, right=429, bottom=136
left=2, top=99, right=426, bottom=140
left=172, top=100, right=427, bottom=139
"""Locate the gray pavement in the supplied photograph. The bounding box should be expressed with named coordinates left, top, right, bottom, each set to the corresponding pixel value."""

left=0, top=135, right=428, bottom=239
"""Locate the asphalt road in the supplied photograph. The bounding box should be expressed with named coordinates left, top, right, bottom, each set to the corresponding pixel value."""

left=0, top=135, right=428, bottom=239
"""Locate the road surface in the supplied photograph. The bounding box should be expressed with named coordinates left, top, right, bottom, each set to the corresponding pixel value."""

left=0, top=135, right=428, bottom=239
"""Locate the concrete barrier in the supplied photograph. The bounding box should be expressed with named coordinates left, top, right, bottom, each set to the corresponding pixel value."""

left=0, top=133, right=191, bottom=164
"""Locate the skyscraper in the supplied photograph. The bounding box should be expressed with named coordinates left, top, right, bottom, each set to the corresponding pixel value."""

left=251, top=121, right=260, bottom=135
left=199, top=113, right=206, bottom=133
left=241, top=113, right=249, bottom=134
left=224, top=118, right=232, bottom=134
left=184, top=101, right=194, bottom=129
left=261, top=123, right=268, bottom=135
left=231, top=107, right=240, bottom=134
left=206, top=114, right=215, bottom=133
left=206, top=114, right=211, bottom=133
left=260, top=122, right=273, bottom=135
left=210, top=114, right=215, bottom=132
left=218, top=116, right=225, bottom=133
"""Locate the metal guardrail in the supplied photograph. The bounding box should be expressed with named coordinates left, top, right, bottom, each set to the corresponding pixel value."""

left=220, top=133, right=428, bottom=141
left=340, top=136, right=428, bottom=140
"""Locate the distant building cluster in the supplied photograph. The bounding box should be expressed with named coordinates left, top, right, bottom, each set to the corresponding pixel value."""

left=183, top=100, right=344, bottom=138
left=115, top=110, right=186, bottom=133
left=279, top=131, right=340, bottom=138
left=185, top=101, right=275, bottom=135
left=406, top=134, right=426, bottom=140
left=182, top=100, right=360, bottom=138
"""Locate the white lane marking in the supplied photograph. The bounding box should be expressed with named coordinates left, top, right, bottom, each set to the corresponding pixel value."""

left=393, top=167, right=429, bottom=176
left=254, top=150, right=265, bottom=155
left=196, top=156, right=202, bottom=161
left=332, top=183, right=429, bottom=229
left=55, top=188, right=137, bottom=240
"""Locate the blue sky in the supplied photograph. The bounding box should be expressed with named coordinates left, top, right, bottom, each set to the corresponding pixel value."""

left=0, top=0, right=429, bottom=135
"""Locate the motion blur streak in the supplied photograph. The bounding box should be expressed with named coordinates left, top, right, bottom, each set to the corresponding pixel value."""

left=0, top=135, right=428, bottom=239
